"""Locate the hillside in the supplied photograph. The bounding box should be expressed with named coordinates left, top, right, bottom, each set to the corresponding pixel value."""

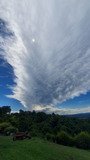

left=0, top=136, right=90, bottom=160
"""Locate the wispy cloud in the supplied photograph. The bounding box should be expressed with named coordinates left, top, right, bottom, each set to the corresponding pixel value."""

left=0, top=0, right=90, bottom=112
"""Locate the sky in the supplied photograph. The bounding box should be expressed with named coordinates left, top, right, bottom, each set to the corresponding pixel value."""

left=0, top=0, right=90, bottom=114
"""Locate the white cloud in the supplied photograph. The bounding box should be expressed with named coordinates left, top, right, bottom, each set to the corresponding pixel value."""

left=34, top=105, right=90, bottom=115
left=0, top=0, right=90, bottom=113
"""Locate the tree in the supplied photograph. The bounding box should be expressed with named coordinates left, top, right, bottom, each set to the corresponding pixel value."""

left=56, top=131, right=73, bottom=146
left=0, top=106, right=11, bottom=117
left=75, top=132, right=90, bottom=149
left=0, top=122, right=10, bottom=134
left=4, top=126, right=17, bottom=135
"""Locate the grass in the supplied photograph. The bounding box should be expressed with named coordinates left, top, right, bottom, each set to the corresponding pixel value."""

left=0, top=136, right=90, bottom=160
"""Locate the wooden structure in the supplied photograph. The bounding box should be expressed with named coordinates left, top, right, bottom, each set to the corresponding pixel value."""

left=13, top=132, right=31, bottom=141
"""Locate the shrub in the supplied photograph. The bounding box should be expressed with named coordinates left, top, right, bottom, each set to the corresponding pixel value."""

left=0, top=122, right=17, bottom=135
left=46, top=133, right=56, bottom=142
left=56, top=131, right=73, bottom=146
left=0, top=122, right=11, bottom=134
left=4, top=126, right=17, bottom=135
left=75, top=132, right=90, bottom=149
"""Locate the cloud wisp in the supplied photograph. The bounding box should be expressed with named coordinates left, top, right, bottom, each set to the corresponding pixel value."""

left=0, top=0, right=90, bottom=112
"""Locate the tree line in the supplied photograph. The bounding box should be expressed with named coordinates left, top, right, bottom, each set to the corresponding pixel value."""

left=0, top=106, right=90, bottom=149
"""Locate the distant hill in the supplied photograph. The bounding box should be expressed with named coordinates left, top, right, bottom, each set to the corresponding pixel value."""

left=65, top=113, right=90, bottom=119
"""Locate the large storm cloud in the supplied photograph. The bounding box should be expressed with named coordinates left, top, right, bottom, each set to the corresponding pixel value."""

left=0, top=0, right=90, bottom=111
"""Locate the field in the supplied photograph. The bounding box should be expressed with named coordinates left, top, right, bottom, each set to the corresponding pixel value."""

left=0, top=136, right=90, bottom=160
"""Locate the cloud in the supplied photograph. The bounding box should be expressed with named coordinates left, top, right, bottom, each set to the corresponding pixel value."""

left=33, top=105, right=90, bottom=115
left=0, top=0, right=90, bottom=112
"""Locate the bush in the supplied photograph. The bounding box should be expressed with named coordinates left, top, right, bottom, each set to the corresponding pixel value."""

left=0, top=122, right=11, bottom=134
left=46, top=131, right=90, bottom=150
left=4, top=126, right=18, bottom=135
left=0, top=122, right=17, bottom=135
left=46, top=133, right=56, bottom=143
left=56, top=131, right=73, bottom=146
left=75, top=132, right=90, bottom=149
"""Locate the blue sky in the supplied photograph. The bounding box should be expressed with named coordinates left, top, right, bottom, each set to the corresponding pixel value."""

left=0, top=58, right=24, bottom=111
left=0, top=1, right=90, bottom=114
left=0, top=57, right=90, bottom=112
left=60, top=92, right=90, bottom=108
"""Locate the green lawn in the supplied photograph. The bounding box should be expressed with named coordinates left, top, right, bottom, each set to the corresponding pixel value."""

left=0, top=136, right=90, bottom=160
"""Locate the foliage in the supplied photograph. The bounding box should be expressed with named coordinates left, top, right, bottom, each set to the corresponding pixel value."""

left=56, top=131, right=74, bottom=146
left=4, top=126, right=18, bottom=135
left=0, top=122, right=17, bottom=135
left=0, top=122, right=11, bottom=134
left=0, top=106, right=90, bottom=149
left=46, top=133, right=56, bottom=142
left=75, top=132, right=90, bottom=149
left=0, top=106, right=11, bottom=117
